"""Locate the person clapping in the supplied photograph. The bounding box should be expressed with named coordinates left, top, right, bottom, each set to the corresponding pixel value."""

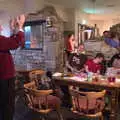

left=0, top=14, right=25, bottom=120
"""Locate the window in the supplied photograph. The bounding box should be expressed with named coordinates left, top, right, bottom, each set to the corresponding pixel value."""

left=24, top=20, right=46, bottom=50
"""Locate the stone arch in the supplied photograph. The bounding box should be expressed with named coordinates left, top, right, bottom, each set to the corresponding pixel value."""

left=27, top=6, right=63, bottom=23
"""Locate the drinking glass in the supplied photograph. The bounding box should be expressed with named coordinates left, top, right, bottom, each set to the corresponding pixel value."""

left=108, top=77, right=112, bottom=83
left=108, top=76, right=116, bottom=83
left=112, top=77, right=116, bottom=83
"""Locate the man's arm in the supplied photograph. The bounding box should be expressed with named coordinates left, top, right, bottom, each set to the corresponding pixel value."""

left=84, top=65, right=89, bottom=73
left=0, top=31, right=24, bottom=51
left=96, top=70, right=100, bottom=74
left=66, top=61, right=74, bottom=72
left=84, top=60, right=90, bottom=73
left=0, top=14, right=25, bottom=51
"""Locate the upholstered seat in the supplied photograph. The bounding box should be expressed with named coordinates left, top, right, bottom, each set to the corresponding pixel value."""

left=24, top=81, right=63, bottom=120
left=69, top=86, right=106, bottom=120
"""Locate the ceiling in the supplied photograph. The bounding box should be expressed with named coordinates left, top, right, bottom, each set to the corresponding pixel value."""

left=46, top=0, right=120, bottom=19
left=0, top=0, right=120, bottom=20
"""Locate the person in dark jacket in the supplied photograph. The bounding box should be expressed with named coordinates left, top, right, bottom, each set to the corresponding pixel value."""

left=66, top=53, right=87, bottom=73
left=0, top=14, right=25, bottom=120
left=109, top=53, right=120, bottom=68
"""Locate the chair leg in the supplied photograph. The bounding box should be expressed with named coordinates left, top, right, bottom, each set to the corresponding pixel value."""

left=41, top=117, right=45, bottom=120
left=56, top=110, right=64, bottom=120
left=22, top=93, right=29, bottom=106
left=40, top=115, right=46, bottom=120
left=99, top=115, right=104, bottom=120
left=15, top=95, right=19, bottom=105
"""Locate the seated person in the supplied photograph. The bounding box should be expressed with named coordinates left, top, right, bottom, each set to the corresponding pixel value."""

left=104, top=32, right=120, bottom=51
left=36, top=71, right=61, bottom=108
left=66, top=53, right=87, bottom=73
left=63, top=53, right=87, bottom=108
left=102, top=30, right=110, bottom=39
left=78, top=44, right=86, bottom=54
left=109, top=53, right=120, bottom=68
left=101, top=31, right=119, bottom=59
left=85, top=53, right=104, bottom=74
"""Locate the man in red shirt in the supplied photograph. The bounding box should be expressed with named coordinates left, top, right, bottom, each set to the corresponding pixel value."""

left=0, top=14, right=25, bottom=120
left=85, top=53, right=104, bottom=74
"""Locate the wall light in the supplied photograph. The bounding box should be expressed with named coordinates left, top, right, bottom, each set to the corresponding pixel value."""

left=82, top=19, right=87, bottom=24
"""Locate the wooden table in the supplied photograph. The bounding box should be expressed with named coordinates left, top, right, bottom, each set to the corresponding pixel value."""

left=53, top=76, right=120, bottom=120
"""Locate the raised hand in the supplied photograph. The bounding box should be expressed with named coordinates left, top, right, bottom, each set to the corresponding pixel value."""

left=16, top=14, right=25, bottom=29
left=9, top=18, right=15, bottom=31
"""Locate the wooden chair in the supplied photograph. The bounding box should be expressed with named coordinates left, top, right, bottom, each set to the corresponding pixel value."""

left=24, top=81, right=63, bottom=120
left=15, top=69, right=44, bottom=105
left=69, top=86, right=106, bottom=120
left=29, top=70, right=62, bottom=98
left=29, top=69, right=45, bottom=86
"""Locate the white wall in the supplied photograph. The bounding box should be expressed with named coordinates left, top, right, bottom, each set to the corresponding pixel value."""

left=0, top=0, right=76, bottom=36
left=63, top=8, right=75, bottom=31
left=88, top=14, right=120, bottom=35
left=0, top=0, right=119, bottom=38
left=0, top=0, right=24, bottom=36
left=23, top=0, right=44, bottom=13
left=88, top=20, right=104, bottom=35
left=75, top=8, right=90, bottom=40
left=88, top=19, right=120, bottom=35
left=74, top=11, right=120, bottom=37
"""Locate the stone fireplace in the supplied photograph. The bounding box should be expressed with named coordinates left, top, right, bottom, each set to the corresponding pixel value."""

left=12, top=6, right=64, bottom=72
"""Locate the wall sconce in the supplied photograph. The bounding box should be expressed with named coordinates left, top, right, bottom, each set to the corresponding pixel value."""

left=82, top=19, right=87, bottom=25
left=46, top=16, right=52, bottom=27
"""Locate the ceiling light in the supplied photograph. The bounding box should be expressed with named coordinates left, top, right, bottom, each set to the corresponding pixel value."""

left=82, top=19, right=86, bottom=24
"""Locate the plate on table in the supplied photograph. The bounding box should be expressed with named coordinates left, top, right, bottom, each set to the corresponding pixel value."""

left=116, top=78, right=120, bottom=83
left=52, top=72, right=62, bottom=77
left=69, top=76, right=86, bottom=81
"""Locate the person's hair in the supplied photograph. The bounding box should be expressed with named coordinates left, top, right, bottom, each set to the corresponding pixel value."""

left=95, top=53, right=104, bottom=59
left=110, top=32, right=117, bottom=39
left=46, top=71, right=52, bottom=79
left=67, top=32, right=74, bottom=39
left=103, top=31, right=109, bottom=34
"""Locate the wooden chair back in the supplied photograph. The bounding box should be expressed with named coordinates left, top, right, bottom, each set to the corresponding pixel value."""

left=29, top=70, right=45, bottom=87
left=69, top=86, right=106, bottom=118
left=24, top=81, right=53, bottom=114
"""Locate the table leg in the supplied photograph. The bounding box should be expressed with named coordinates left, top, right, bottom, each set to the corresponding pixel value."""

left=110, top=90, right=118, bottom=120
